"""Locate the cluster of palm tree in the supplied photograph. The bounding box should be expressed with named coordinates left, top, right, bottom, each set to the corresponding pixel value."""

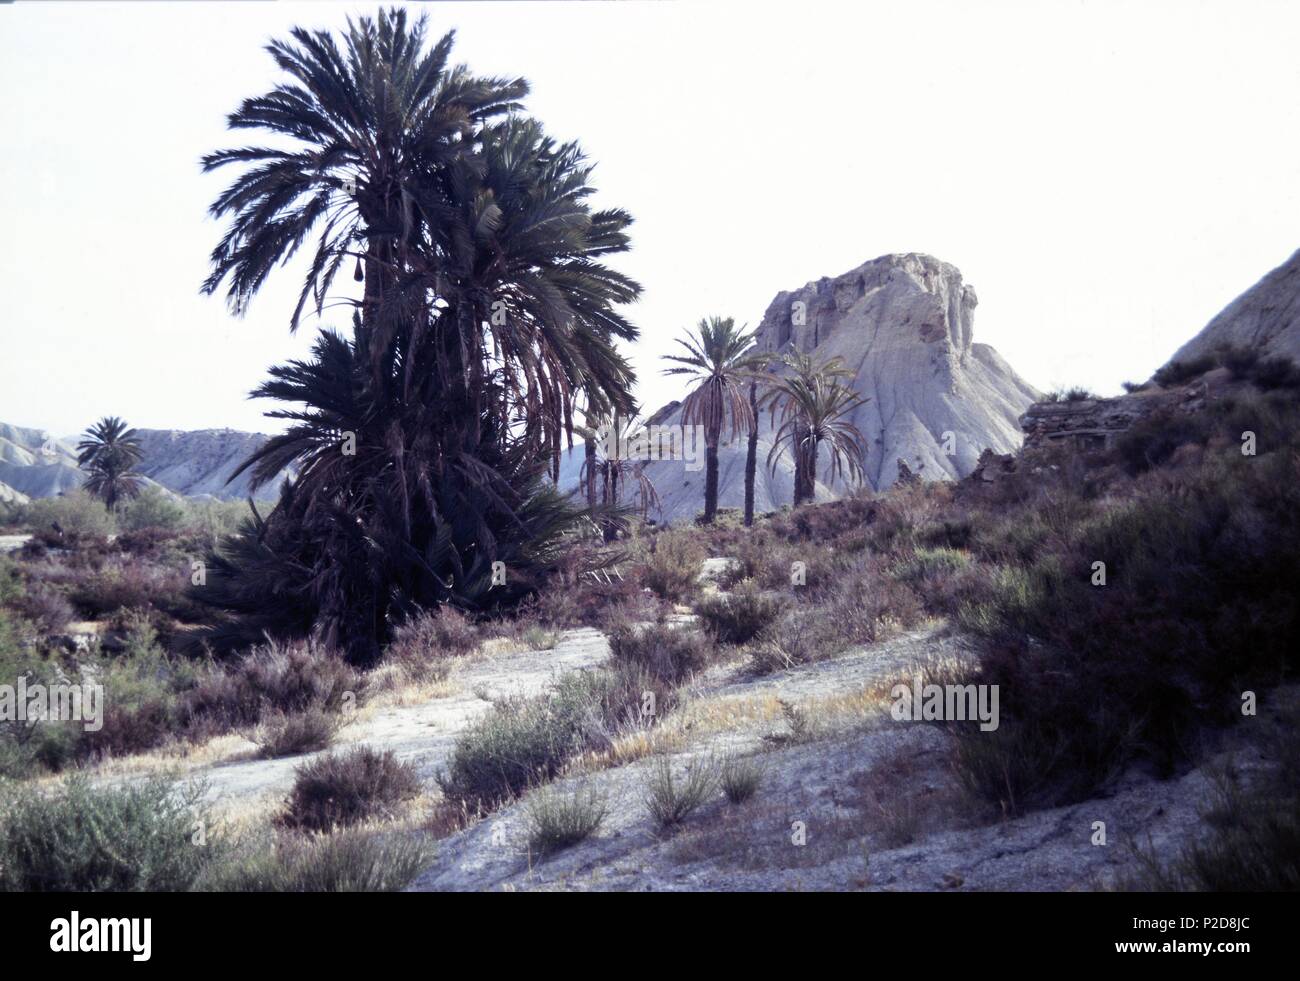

left=199, top=9, right=641, bottom=663
left=578, top=410, right=659, bottom=541
left=662, top=318, right=868, bottom=524
left=76, top=416, right=144, bottom=511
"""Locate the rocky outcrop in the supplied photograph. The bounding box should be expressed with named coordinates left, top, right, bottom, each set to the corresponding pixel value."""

left=1166, top=246, right=1300, bottom=367
left=0, top=481, right=29, bottom=508
left=571, top=254, right=1040, bottom=524
left=132, top=429, right=292, bottom=500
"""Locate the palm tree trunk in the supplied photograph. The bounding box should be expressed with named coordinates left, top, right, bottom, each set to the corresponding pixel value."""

left=802, top=439, right=819, bottom=506
left=584, top=437, right=597, bottom=511
left=794, top=426, right=815, bottom=506
left=703, top=420, right=721, bottom=524
left=743, top=379, right=758, bottom=527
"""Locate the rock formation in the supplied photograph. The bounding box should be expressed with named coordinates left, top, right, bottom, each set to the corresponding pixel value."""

left=569, top=253, right=1040, bottom=524
left=1166, top=246, right=1300, bottom=367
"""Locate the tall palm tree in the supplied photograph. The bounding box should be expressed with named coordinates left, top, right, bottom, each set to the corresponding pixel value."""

left=200, top=8, right=527, bottom=338
left=199, top=10, right=642, bottom=663
left=76, top=417, right=144, bottom=511
left=742, top=361, right=778, bottom=527
left=661, top=317, right=767, bottom=524
left=764, top=354, right=868, bottom=506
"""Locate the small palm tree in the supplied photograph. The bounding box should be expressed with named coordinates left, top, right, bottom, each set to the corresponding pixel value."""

left=764, top=354, right=868, bottom=506
left=76, top=416, right=144, bottom=511
left=578, top=412, right=660, bottom=541
left=662, top=317, right=768, bottom=524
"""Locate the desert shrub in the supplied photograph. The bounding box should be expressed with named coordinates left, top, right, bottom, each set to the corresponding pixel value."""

left=607, top=621, right=716, bottom=684
left=78, top=616, right=200, bottom=759
left=0, top=556, right=21, bottom=605
left=891, top=546, right=980, bottom=615
left=1153, top=352, right=1218, bottom=387
left=255, top=707, right=343, bottom=758
left=185, top=498, right=250, bottom=544
left=280, top=746, right=421, bottom=832
left=719, top=754, right=762, bottom=804
left=1042, top=387, right=1097, bottom=403
left=892, top=546, right=970, bottom=584
left=438, top=666, right=671, bottom=812
left=438, top=672, right=608, bottom=809
left=388, top=606, right=479, bottom=662
left=1133, top=715, right=1300, bottom=891
left=692, top=580, right=784, bottom=644
left=118, top=488, right=189, bottom=533
left=0, top=775, right=219, bottom=891
left=9, top=584, right=74, bottom=633
left=203, top=828, right=436, bottom=892
left=638, top=530, right=705, bottom=602
left=750, top=560, right=921, bottom=673
left=1210, top=344, right=1300, bottom=390
left=644, top=755, right=718, bottom=827
left=0, top=610, right=84, bottom=776
left=184, top=638, right=364, bottom=731
left=767, top=491, right=879, bottom=545
left=1115, top=408, right=1210, bottom=474
left=64, top=555, right=188, bottom=620
left=21, top=491, right=116, bottom=542
left=916, top=518, right=975, bottom=551
left=526, top=782, right=608, bottom=856
left=949, top=445, right=1300, bottom=812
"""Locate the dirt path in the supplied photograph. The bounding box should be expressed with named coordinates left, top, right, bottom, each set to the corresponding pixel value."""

left=183, top=627, right=611, bottom=814
left=0, top=534, right=31, bottom=554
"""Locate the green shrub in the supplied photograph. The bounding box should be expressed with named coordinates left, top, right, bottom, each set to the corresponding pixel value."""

left=639, top=530, right=705, bottom=602
left=255, top=707, right=343, bottom=758
left=949, top=445, right=1300, bottom=812
left=202, top=828, right=436, bottom=892
left=21, top=491, right=116, bottom=541
left=183, top=638, right=364, bottom=731
left=185, top=499, right=249, bottom=546
left=719, top=754, right=762, bottom=804
left=281, top=747, right=422, bottom=832
left=0, top=775, right=219, bottom=891
left=526, top=782, right=608, bottom=856
left=389, top=606, right=479, bottom=661
left=9, top=584, right=74, bottom=632
left=607, top=621, right=715, bottom=684
left=1042, top=387, right=1097, bottom=403
left=117, top=488, right=188, bottom=533
left=80, top=615, right=199, bottom=759
left=692, top=580, right=784, bottom=644
left=643, top=754, right=718, bottom=827
left=749, top=562, right=921, bottom=674
left=438, top=673, right=604, bottom=809
left=1153, top=353, right=1217, bottom=387
left=892, top=546, right=971, bottom=584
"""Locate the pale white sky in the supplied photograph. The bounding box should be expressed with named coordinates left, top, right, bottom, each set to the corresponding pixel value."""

left=2, top=0, right=1298, bottom=437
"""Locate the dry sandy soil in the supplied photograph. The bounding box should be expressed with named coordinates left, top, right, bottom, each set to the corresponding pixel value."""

left=75, top=596, right=1263, bottom=892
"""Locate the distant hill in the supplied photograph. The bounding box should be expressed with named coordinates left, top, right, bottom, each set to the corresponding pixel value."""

left=1165, top=246, right=1300, bottom=368
left=0, top=422, right=291, bottom=502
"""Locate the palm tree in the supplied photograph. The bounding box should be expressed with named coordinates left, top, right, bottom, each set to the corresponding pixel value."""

left=200, top=11, right=642, bottom=663
left=76, top=417, right=144, bottom=511
left=742, top=363, right=777, bottom=527
left=578, top=413, right=660, bottom=541
left=764, top=354, right=868, bottom=506
left=662, top=317, right=767, bottom=524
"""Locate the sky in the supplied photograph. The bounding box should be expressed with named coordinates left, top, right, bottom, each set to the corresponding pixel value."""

left=2, top=0, right=1299, bottom=438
